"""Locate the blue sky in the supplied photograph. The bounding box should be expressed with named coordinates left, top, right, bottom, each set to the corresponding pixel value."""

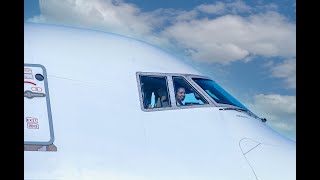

left=24, top=0, right=296, bottom=141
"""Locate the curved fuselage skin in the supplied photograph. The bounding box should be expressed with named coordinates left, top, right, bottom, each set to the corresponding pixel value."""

left=24, top=23, right=296, bottom=180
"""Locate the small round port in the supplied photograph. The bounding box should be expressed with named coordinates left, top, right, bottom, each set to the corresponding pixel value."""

left=35, top=74, right=44, bottom=81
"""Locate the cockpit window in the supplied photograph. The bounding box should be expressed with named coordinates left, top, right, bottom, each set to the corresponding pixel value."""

left=140, top=75, right=171, bottom=109
left=192, top=78, right=248, bottom=110
left=173, top=76, right=208, bottom=106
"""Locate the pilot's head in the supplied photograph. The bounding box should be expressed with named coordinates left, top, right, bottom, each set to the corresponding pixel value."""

left=176, top=87, right=186, bottom=102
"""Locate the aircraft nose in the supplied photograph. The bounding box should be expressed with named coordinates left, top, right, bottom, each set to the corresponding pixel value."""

left=240, top=138, right=296, bottom=180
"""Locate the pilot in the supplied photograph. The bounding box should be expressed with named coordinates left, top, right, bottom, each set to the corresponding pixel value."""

left=175, top=87, right=186, bottom=106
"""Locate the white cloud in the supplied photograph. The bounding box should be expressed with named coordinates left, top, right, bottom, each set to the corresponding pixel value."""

left=30, top=0, right=171, bottom=47
left=246, top=94, right=296, bottom=140
left=196, top=1, right=251, bottom=15
left=164, top=11, right=295, bottom=64
left=256, top=3, right=278, bottom=12
left=28, top=0, right=296, bottom=65
left=196, top=2, right=226, bottom=14
left=263, top=60, right=274, bottom=68
left=270, top=58, right=296, bottom=89
left=226, top=0, right=252, bottom=13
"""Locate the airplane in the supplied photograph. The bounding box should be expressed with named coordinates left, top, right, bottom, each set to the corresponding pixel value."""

left=24, top=22, right=296, bottom=180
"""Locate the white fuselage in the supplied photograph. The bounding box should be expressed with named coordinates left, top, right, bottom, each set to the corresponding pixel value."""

left=24, top=23, right=295, bottom=180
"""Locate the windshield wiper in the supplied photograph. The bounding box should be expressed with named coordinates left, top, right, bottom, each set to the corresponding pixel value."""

left=219, top=107, right=267, bottom=123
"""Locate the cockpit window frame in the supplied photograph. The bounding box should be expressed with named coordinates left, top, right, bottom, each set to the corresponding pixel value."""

left=137, top=74, right=172, bottom=111
left=172, top=76, right=210, bottom=107
left=136, top=72, right=215, bottom=112
left=184, top=74, right=251, bottom=110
